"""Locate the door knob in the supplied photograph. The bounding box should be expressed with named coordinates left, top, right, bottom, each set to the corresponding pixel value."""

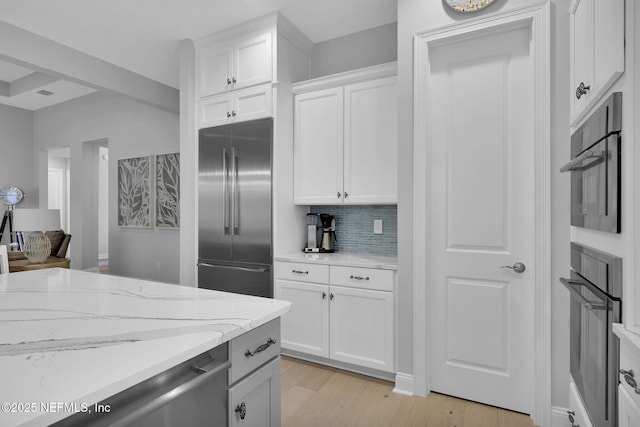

left=501, top=262, right=526, bottom=273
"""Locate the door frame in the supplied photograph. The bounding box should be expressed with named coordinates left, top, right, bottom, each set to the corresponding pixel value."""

left=412, top=2, right=551, bottom=426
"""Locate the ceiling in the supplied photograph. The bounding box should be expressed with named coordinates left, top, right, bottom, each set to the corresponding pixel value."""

left=0, top=0, right=397, bottom=110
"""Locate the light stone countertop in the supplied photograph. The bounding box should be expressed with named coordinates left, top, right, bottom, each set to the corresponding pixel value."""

left=0, top=268, right=290, bottom=427
left=275, top=251, right=398, bottom=270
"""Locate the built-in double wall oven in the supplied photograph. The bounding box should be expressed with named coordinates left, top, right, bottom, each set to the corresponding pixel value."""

left=559, top=91, right=623, bottom=427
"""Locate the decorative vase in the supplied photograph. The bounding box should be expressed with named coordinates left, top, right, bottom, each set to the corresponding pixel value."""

left=24, top=231, right=51, bottom=264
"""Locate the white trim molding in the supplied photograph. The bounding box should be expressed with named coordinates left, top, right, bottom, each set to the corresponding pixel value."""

left=551, top=406, right=570, bottom=427
left=393, top=372, right=415, bottom=396
left=412, top=1, right=551, bottom=426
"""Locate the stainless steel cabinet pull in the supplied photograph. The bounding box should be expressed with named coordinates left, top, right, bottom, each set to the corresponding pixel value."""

left=245, top=338, right=277, bottom=358
left=620, top=369, right=640, bottom=394
left=337, top=191, right=341, bottom=199
left=232, top=110, right=236, bottom=117
left=322, top=292, right=327, bottom=299
left=344, top=192, right=349, bottom=198
left=235, top=402, right=247, bottom=420
left=291, top=269, right=309, bottom=275
left=232, top=77, right=237, bottom=84
left=227, top=78, right=232, bottom=85
left=330, top=293, right=334, bottom=300
left=349, top=275, right=369, bottom=281
left=227, top=111, right=231, bottom=118
left=576, top=82, right=590, bottom=99
left=567, top=409, right=579, bottom=427
left=501, top=262, right=526, bottom=273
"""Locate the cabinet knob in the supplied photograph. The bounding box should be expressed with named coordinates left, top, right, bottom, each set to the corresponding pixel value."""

left=322, top=291, right=327, bottom=299
left=235, top=402, right=247, bottom=420
left=344, top=192, right=349, bottom=198
left=337, top=192, right=342, bottom=199
left=231, top=110, right=236, bottom=117
left=330, top=293, right=334, bottom=300
left=232, top=77, right=237, bottom=84
left=227, top=78, right=232, bottom=85
left=227, top=112, right=231, bottom=118
left=575, top=82, right=590, bottom=99
left=620, top=369, right=640, bottom=394
left=567, top=410, right=579, bottom=427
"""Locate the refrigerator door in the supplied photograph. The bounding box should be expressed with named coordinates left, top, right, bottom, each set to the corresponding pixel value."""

left=198, top=261, right=272, bottom=298
left=199, top=125, right=232, bottom=262
left=230, top=118, right=272, bottom=265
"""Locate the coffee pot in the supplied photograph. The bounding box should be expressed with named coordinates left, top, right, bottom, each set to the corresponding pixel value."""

left=319, top=214, right=336, bottom=253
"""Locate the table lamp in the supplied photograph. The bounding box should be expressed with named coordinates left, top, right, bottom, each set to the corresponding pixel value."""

left=12, top=209, right=61, bottom=264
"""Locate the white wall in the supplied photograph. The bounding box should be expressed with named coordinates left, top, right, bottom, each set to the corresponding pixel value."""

left=310, top=22, right=397, bottom=78
left=33, top=91, right=180, bottom=283
left=398, top=0, right=572, bottom=409
left=0, top=104, right=36, bottom=221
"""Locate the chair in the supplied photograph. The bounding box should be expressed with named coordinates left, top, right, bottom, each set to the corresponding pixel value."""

left=0, top=245, right=8, bottom=274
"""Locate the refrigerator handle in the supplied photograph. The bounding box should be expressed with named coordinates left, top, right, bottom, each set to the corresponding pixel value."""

left=222, top=148, right=230, bottom=234
left=232, top=147, right=239, bottom=235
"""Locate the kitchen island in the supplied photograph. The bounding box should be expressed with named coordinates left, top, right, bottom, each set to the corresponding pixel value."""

left=0, top=268, right=290, bottom=427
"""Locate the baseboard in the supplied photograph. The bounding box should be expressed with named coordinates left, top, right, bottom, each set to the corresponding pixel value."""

left=551, top=406, right=570, bottom=427
left=281, top=349, right=395, bottom=382
left=392, top=372, right=414, bottom=396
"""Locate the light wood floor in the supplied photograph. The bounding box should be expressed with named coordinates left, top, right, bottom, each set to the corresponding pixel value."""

left=281, top=356, right=535, bottom=427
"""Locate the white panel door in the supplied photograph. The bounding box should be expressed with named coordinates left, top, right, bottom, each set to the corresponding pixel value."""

left=570, top=0, right=593, bottom=119
left=619, top=386, right=640, bottom=427
left=233, top=85, right=272, bottom=123
left=429, top=23, right=534, bottom=413
left=293, top=88, right=344, bottom=204
left=275, top=280, right=329, bottom=357
left=344, top=76, right=397, bottom=204
left=198, top=48, right=233, bottom=98
left=198, top=95, right=233, bottom=128
left=329, top=285, right=394, bottom=372
left=234, top=32, right=272, bottom=91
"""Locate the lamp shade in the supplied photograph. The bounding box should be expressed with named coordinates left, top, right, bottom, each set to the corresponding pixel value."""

left=12, top=209, right=61, bottom=232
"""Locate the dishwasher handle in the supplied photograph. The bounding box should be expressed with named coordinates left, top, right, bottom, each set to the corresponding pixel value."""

left=109, top=360, right=231, bottom=427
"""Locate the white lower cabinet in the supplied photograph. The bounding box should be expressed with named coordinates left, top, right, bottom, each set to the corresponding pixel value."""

left=275, top=261, right=395, bottom=373
left=228, top=319, right=281, bottom=427
left=568, top=381, right=594, bottom=427
left=619, top=385, right=640, bottom=427
left=228, top=357, right=280, bottom=427
left=618, top=327, right=640, bottom=427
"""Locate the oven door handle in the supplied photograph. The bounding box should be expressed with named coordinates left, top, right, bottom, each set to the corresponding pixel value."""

left=559, top=149, right=606, bottom=172
left=559, top=277, right=608, bottom=310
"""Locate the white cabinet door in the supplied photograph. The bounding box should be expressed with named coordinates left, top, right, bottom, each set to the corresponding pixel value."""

left=234, top=32, right=273, bottom=91
left=570, top=0, right=593, bottom=121
left=593, top=0, right=624, bottom=99
left=293, top=88, right=344, bottom=204
left=198, top=47, right=233, bottom=98
left=619, top=385, right=640, bottom=427
left=228, top=357, right=281, bottom=427
left=569, top=0, right=624, bottom=124
left=343, top=76, right=397, bottom=204
left=233, top=84, right=272, bottom=123
left=329, top=285, right=394, bottom=372
left=198, top=85, right=272, bottom=129
left=275, top=279, right=329, bottom=357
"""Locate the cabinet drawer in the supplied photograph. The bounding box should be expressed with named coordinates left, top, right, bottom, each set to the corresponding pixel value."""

left=274, top=261, right=329, bottom=283
left=229, top=318, right=280, bottom=385
left=619, top=343, right=640, bottom=409
left=330, top=265, right=394, bottom=291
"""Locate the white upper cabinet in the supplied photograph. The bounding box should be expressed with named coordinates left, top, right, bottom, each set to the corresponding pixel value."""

left=344, top=77, right=397, bottom=204
left=569, top=0, right=624, bottom=125
left=293, top=63, right=398, bottom=205
left=198, top=84, right=273, bottom=128
left=293, top=88, right=344, bottom=204
left=198, top=30, right=273, bottom=98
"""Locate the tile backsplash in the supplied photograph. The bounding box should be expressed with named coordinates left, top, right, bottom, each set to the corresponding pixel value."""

left=309, top=205, right=397, bottom=255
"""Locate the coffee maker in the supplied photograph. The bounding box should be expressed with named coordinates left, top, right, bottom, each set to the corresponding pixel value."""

left=319, top=214, right=336, bottom=253
left=304, top=213, right=336, bottom=253
left=304, top=213, right=320, bottom=252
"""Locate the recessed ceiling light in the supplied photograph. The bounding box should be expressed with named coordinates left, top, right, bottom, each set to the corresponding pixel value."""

left=36, top=89, right=54, bottom=96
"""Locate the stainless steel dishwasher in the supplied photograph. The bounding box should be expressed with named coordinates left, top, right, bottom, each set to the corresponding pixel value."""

left=54, top=343, right=230, bottom=427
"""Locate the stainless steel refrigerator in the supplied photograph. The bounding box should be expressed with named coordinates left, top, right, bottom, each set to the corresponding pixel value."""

left=197, top=118, right=272, bottom=297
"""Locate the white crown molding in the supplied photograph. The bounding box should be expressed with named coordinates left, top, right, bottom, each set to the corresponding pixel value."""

left=291, top=61, right=397, bottom=94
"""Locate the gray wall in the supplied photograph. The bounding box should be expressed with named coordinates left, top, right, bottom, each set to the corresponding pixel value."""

left=398, top=0, right=571, bottom=409
left=33, top=91, right=180, bottom=283
left=310, top=22, right=397, bottom=78
left=0, top=104, right=37, bottom=232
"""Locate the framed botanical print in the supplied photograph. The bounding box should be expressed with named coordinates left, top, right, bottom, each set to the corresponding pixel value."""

left=155, top=153, right=180, bottom=229
left=118, top=155, right=153, bottom=228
